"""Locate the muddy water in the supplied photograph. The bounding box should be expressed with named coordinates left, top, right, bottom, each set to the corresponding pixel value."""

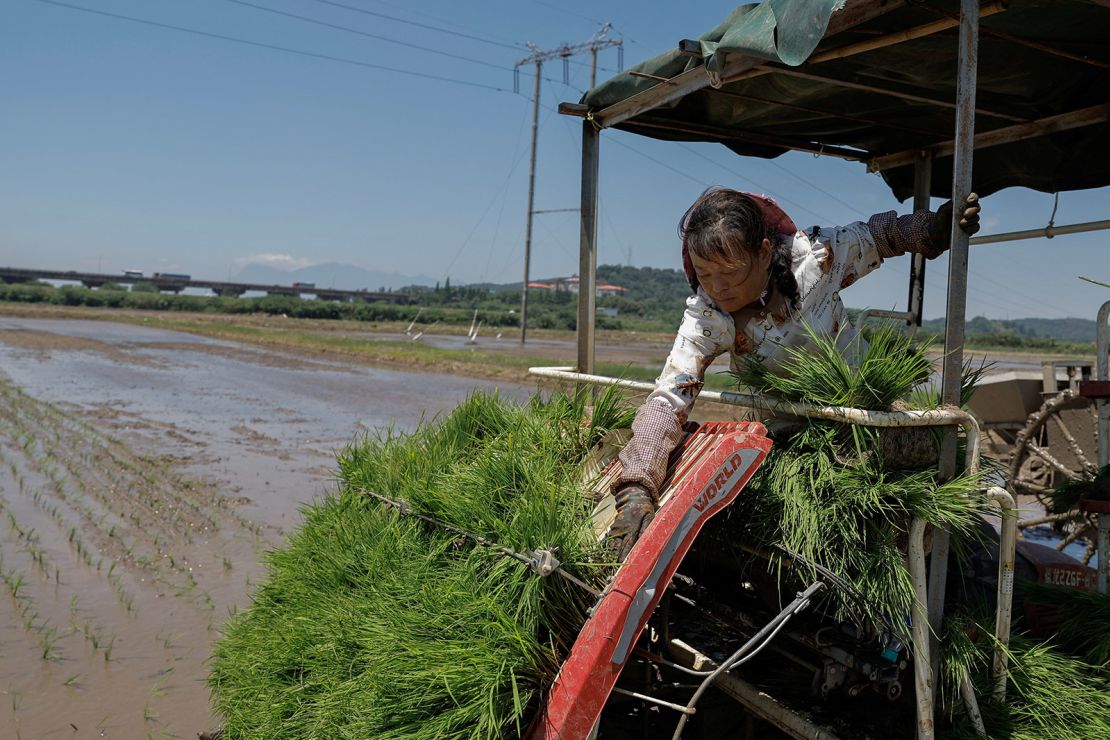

left=0, top=318, right=533, bottom=738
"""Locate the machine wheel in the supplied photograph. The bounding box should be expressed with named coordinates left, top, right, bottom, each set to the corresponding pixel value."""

left=1009, top=390, right=1100, bottom=563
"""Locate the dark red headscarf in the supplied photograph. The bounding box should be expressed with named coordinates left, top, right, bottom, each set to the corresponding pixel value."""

left=681, top=192, right=797, bottom=292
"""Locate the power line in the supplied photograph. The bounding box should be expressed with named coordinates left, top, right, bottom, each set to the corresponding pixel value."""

left=36, top=0, right=511, bottom=92
left=223, top=0, right=510, bottom=73
left=676, top=143, right=839, bottom=225
left=608, top=137, right=712, bottom=188
left=480, top=108, right=532, bottom=282
left=530, top=0, right=640, bottom=46
left=442, top=87, right=562, bottom=281
left=358, top=0, right=530, bottom=49
left=307, top=0, right=526, bottom=51
left=761, top=159, right=874, bottom=217
left=218, top=0, right=582, bottom=93
left=36, top=0, right=583, bottom=94
left=312, top=0, right=620, bottom=75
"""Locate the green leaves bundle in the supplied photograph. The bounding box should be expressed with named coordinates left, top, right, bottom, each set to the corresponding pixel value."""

left=209, top=389, right=633, bottom=739
left=728, top=324, right=986, bottom=630
left=942, top=620, right=1110, bottom=739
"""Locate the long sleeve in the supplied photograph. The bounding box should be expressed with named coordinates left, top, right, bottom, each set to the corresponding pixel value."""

left=613, top=291, right=731, bottom=498
left=866, top=209, right=941, bottom=258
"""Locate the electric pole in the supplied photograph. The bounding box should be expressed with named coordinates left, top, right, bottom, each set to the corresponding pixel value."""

left=514, top=24, right=622, bottom=344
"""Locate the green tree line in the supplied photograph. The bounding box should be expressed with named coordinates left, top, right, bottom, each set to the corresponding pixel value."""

left=2, top=267, right=1098, bottom=353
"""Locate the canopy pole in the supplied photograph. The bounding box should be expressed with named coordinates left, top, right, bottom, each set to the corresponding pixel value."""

left=925, top=1, right=979, bottom=732
left=970, top=218, right=1110, bottom=245
left=870, top=101, right=1110, bottom=171
left=577, top=120, right=600, bottom=374
left=907, top=151, right=932, bottom=327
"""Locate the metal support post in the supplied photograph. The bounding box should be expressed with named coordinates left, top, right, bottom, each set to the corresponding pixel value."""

left=987, top=487, right=1017, bottom=700
left=1099, top=515, right=1110, bottom=595
left=519, top=61, right=542, bottom=344
left=577, top=121, right=600, bottom=374
left=908, top=518, right=934, bottom=740
left=907, top=151, right=932, bottom=327
left=1098, top=301, right=1109, bottom=593
left=927, top=0, right=979, bottom=731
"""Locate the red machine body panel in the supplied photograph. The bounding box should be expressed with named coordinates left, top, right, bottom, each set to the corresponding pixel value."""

left=530, top=421, right=772, bottom=739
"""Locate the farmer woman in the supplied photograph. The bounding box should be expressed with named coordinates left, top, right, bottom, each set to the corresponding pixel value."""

left=605, top=187, right=981, bottom=558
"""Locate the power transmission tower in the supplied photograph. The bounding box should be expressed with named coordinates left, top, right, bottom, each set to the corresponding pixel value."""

left=514, top=24, right=622, bottom=344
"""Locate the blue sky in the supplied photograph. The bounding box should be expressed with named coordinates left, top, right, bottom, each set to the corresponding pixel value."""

left=3, top=0, right=1107, bottom=321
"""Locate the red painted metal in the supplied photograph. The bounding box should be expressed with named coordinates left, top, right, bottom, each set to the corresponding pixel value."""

left=1079, top=380, right=1110, bottom=399
left=1079, top=497, right=1110, bottom=514
left=529, top=421, right=772, bottom=739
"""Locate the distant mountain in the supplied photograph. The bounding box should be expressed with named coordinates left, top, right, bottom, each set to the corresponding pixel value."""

left=920, top=316, right=1098, bottom=344
left=467, top=264, right=1100, bottom=345
left=233, top=262, right=435, bottom=292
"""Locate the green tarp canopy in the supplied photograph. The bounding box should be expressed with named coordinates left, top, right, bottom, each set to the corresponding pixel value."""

left=576, top=0, right=1110, bottom=201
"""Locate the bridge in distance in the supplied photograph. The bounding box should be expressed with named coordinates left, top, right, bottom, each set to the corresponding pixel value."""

left=0, top=267, right=409, bottom=304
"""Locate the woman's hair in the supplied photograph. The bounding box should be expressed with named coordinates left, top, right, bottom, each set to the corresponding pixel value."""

left=679, top=188, right=799, bottom=307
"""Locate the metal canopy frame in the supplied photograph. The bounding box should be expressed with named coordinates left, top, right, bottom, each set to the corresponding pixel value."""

left=536, top=0, right=1110, bottom=737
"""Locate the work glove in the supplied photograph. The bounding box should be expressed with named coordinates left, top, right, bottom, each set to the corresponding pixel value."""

left=925, top=192, right=981, bottom=258
left=605, top=485, right=656, bottom=561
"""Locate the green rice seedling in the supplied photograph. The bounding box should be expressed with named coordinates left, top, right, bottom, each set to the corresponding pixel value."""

left=735, top=322, right=933, bottom=410
left=209, top=387, right=634, bottom=739
left=39, top=623, right=60, bottom=661
left=724, top=324, right=986, bottom=632
left=1023, top=582, right=1110, bottom=666
left=1049, top=464, right=1110, bottom=514
left=941, top=619, right=1110, bottom=739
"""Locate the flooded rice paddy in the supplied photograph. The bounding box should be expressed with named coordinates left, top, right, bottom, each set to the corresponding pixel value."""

left=0, top=318, right=532, bottom=738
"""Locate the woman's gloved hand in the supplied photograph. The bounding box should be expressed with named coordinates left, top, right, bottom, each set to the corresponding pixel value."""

left=926, top=192, right=981, bottom=258
left=605, top=485, right=656, bottom=561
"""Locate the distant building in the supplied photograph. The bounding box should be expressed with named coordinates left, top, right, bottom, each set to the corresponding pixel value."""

left=551, top=275, right=578, bottom=293
left=545, top=275, right=627, bottom=297
left=526, top=282, right=553, bottom=289
left=596, top=283, right=629, bottom=298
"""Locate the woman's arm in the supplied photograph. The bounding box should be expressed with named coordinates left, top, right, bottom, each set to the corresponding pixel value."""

left=867, top=194, right=981, bottom=259
left=615, top=292, right=732, bottom=495
left=605, top=293, right=731, bottom=558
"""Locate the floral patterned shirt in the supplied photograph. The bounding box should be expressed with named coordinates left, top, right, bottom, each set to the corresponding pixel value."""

left=652, top=221, right=884, bottom=423
left=615, top=210, right=936, bottom=498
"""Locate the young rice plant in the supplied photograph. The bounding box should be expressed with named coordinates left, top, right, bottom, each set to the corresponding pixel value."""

left=209, top=388, right=633, bottom=739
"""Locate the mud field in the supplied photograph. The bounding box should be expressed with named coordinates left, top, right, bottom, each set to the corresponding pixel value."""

left=0, top=318, right=533, bottom=738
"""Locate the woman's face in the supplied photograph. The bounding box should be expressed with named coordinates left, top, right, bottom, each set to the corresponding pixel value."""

left=689, top=238, right=772, bottom=312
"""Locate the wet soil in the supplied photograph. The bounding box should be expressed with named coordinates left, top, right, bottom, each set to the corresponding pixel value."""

left=0, top=317, right=533, bottom=738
